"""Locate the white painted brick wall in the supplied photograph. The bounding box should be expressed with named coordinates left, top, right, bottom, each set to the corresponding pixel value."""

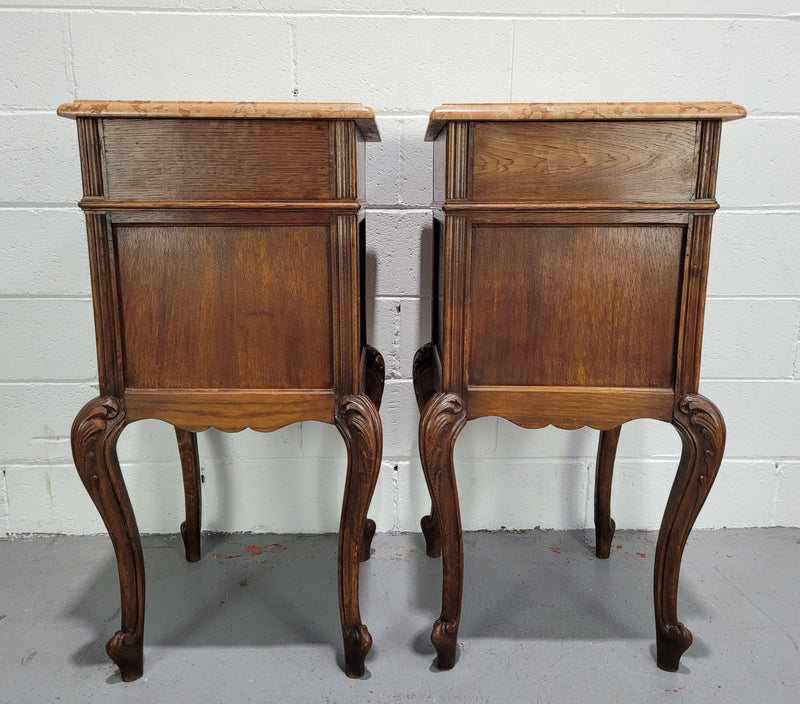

left=0, top=2, right=797, bottom=536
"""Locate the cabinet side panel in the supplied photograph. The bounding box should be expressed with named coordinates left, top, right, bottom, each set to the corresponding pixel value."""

left=102, top=119, right=331, bottom=201
left=115, top=224, right=333, bottom=389
left=467, top=225, right=685, bottom=388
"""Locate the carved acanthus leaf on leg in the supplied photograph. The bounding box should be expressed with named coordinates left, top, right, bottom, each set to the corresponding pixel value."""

left=334, top=394, right=382, bottom=678
left=419, top=392, right=467, bottom=670
left=72, top=395, right=145, bottom=682
left=655, top=393, right=725, bottom=671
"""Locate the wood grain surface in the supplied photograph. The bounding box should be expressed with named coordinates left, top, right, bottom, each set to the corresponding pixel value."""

left=471, top=121, right=698, bottom=202
left=102, top=119, right=332, bottom=201
left=467, top=225, right=684, bottom=388
left=115, top=224, right=333, bottom=389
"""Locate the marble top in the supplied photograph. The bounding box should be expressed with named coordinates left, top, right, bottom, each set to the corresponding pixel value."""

left=425, top=102, right=746, bottom=140
left=57, top=101, right=380, bottom=140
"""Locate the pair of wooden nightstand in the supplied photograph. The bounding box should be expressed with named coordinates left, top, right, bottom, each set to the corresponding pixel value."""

left=60, top=100, right=744, bottom=681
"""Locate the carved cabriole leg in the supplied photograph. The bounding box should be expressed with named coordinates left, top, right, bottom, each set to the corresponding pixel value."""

left=357, top=345, right=384, bottom=563
left=420, top=509, right=442, bottom=559
left=363, top=345, right=385, bottom=410
left=358, top=346, right=385, bottom=562
left=412, top=343, right=438, bottom=412
left=413, top=343, right=443, bottom=557
left=335, top=394, right=382, bottom=678
left=71, top=396, right=144, bottom=682
left=594, top=425, right=621, bottom=559
left=175, top=428, right=202, bottom=563
left=420, top=392, right=467, bottom=670
left=655, top=394, right=725, bottom=671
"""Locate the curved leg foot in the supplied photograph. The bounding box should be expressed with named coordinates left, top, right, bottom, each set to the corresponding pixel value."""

left=431, top=618, right=459, bottom=670
left=363, top=345, right=385, bottom=410
left=342, top=624, right=373, bottom=679
left=594, top=425, right=621, bottom=559
left=655, top=394, right=725, bottom=671
left=335, top=395, right=382, bottom=678
left=420, top=392, right=467, bottom=671
left=72, top=396, right=144, bottom=682
left=176, top=428, right=202, bottom=563
left=656, top=622, right=693, bottom=672
left=106, top=630, right=144, bottom=682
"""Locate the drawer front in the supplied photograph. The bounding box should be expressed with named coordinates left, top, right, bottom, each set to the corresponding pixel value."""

left=115, top=223, right=333, bottom=390
left=102, top=119, right=332, bottom=201
left=471, top=121, right=699, bottom=203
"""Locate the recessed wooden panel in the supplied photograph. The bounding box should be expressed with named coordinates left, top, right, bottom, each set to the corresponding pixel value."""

left=467, top=225, right=685, bottom=387
left=115, top=224, right=333, bottom=389
left=102, top=119, right=332, bottom=201
left=471, top=121, right=698, bottom=202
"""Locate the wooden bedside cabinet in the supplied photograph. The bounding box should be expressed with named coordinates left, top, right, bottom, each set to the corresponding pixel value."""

left=58, top=101, right=383, bottom=680
left=413, top=102, right=746, bottom=671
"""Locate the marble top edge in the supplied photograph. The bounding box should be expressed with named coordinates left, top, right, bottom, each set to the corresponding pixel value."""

left=57, top=100, right=378, bottom=129
left=425, top=102, right=746, bottom=139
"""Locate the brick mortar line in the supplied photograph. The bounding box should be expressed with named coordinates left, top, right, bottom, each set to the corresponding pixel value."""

left=373, top=295, right=432, bottom=300
left=0, top=379, right=98, bottom=384
left=0, top=296, right=92, bottom=300
left=3, top=457, right=798, bottom=467
left=705, top=296, right=800, bottom=301
left=0, top=381, right=98, bottom=386
left=0, top=8, right=796, bottom=20
left=719, top=207, right=800, bottom=213
left=771, top=461, right=784, bottom=524
left=792, top=311, right=800, bottom=380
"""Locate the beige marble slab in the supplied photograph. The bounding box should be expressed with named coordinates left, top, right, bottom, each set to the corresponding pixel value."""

left=425, top=101, right=746, bottom=140
left=57, top=100, right=380, bottom=140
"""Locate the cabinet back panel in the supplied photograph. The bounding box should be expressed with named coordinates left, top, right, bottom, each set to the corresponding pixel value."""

left=102, top=119, right=332, bottom=201
left=116, top=224, right=333, bottom=389
left=467, top=225, right=684, bottom=388
left=471, top=121, right=698, bottom=202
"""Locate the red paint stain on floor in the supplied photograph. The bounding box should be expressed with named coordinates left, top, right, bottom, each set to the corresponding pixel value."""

left=213, top=553, right=241, bottom=560
left=242, top=543, right=281, bottom=556
left=636, top=552, right=646, bottom=558
left=548, top=547, right=561, bottom=554
left=616, top=545, right=623, bottom=550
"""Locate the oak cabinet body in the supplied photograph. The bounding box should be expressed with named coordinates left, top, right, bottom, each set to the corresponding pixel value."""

left=415, top=102, right=745, bottom=671
left=59, top=101, right=383, bottom=681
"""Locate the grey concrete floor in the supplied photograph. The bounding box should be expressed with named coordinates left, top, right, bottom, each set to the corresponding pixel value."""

left=0, top=528, right=798, bottom=703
